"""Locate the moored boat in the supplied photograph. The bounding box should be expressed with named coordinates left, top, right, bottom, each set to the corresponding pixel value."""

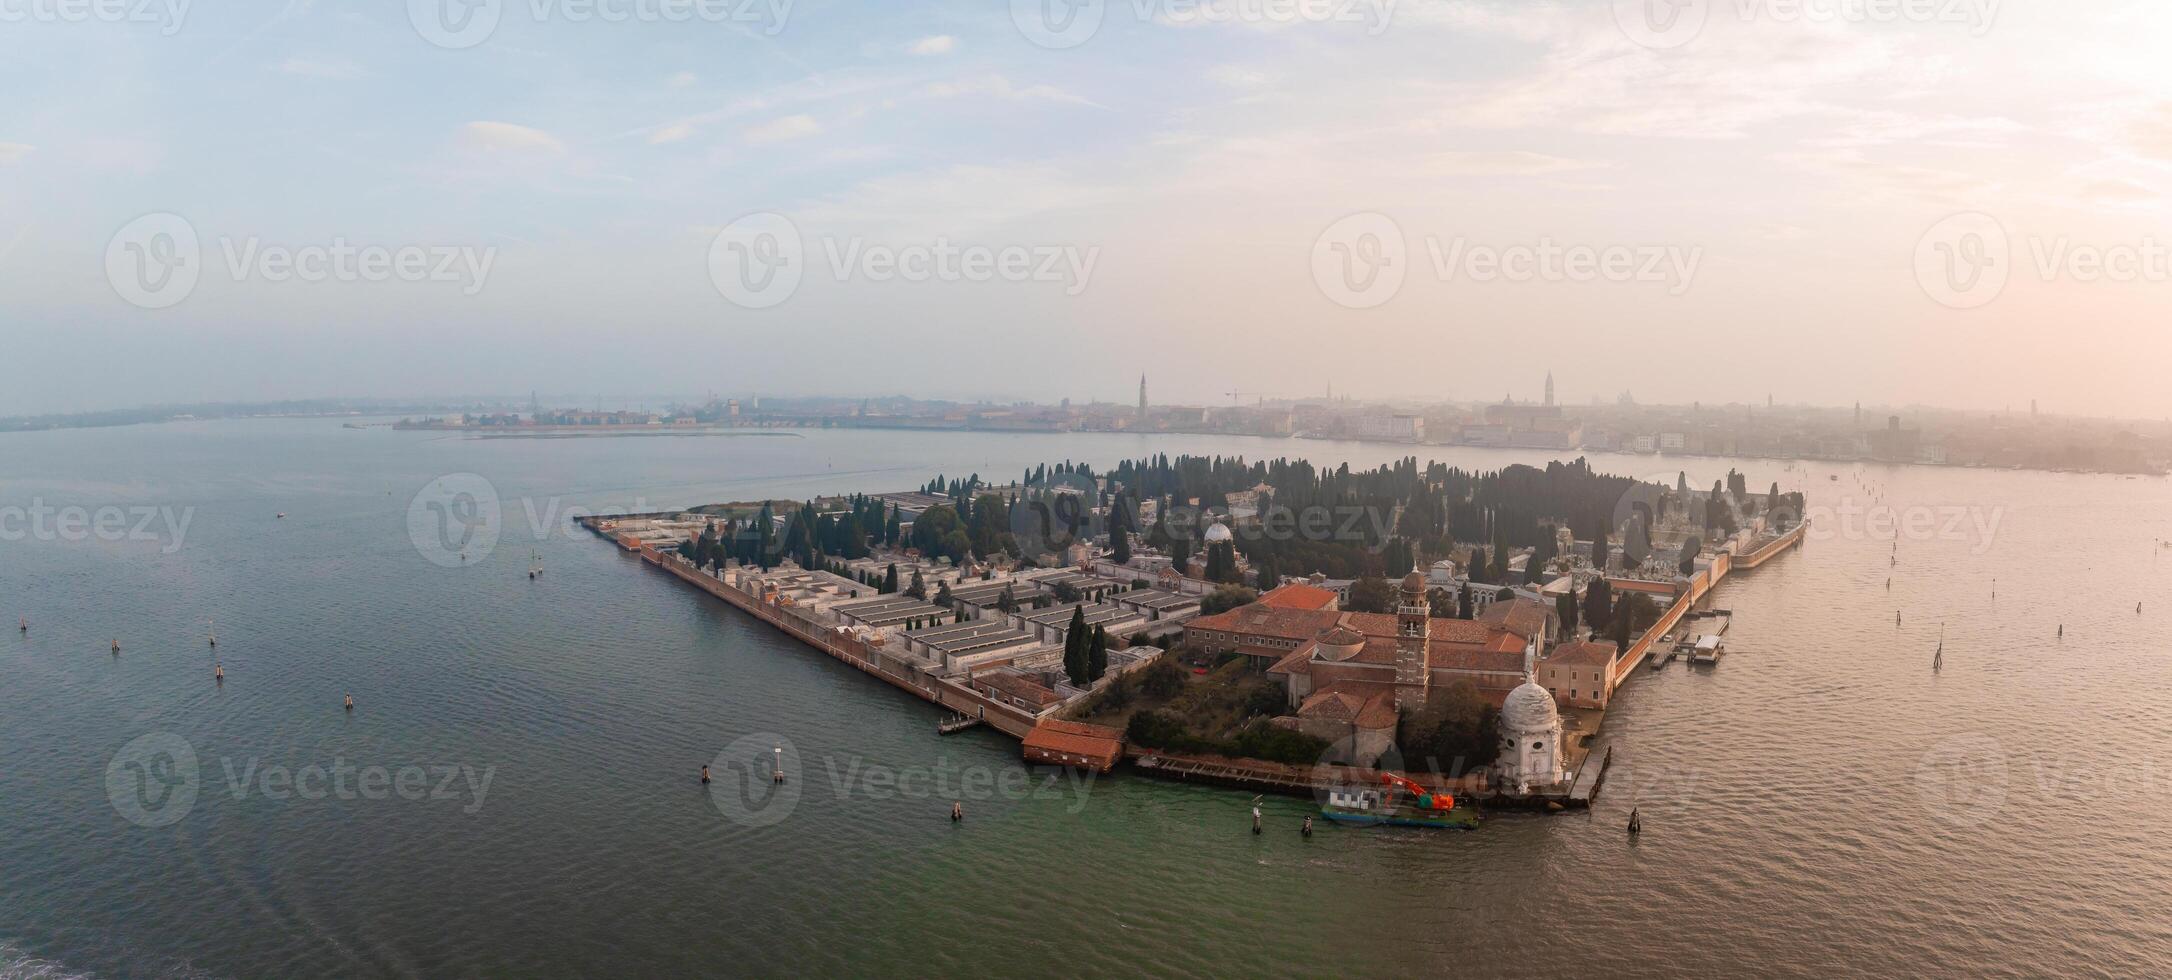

left=1321, top=774, right=1480, bottom=830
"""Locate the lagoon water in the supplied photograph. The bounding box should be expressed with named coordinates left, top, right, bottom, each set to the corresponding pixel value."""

left=4, top=419, right=2171, bottom=978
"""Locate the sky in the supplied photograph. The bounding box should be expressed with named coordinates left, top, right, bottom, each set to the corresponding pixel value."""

left=4, top=0, right=2172, bottom=417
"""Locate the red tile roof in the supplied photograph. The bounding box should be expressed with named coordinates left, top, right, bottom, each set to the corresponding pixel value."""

left=1022, top=719, right=1123, bottom=770
left=1478, top=597, right=1554, bottom=638
left=1545, top=640, right=1619, bottom=667
left=1185, top=605, right=1342, bottom=641
left=1257, top=583, right=1339, bottom=610
left=1298, top=685, right=1403, bottom=731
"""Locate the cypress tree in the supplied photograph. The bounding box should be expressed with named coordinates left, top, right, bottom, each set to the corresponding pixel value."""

left=1087, top=624, right=1108, bottom=682
left=1063, top=606, right=1090, bottom=686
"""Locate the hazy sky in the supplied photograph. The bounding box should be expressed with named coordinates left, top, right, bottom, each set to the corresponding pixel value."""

left=4, top=0, right=2171, bottom=416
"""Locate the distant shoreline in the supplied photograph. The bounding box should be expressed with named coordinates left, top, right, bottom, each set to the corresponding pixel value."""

left=467, top=430, right=803, bottom=440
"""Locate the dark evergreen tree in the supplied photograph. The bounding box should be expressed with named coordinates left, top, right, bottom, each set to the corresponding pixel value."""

left=1063, top=606, right=1091, bottom=686
left=1087, top=624, right=1108, bottom=682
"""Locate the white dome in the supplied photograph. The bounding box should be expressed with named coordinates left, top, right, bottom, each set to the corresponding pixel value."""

left=1500, top=680, right=1560, bottom=733
left=1203, top=522, right=1233, bottom=543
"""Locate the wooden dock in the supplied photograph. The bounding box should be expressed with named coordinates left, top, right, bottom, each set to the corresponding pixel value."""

left=937, top=715, right=984, bottom=735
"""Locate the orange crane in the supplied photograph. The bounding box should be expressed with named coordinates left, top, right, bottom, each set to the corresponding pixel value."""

left=1379, top=772, right=1454, bottom=812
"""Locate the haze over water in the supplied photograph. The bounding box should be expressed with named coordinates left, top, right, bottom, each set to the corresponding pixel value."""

left=3, top=421, right=2169, bottom=977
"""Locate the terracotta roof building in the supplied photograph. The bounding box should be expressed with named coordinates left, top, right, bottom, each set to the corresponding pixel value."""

left=1187, top=592, right=1555, bottom=712
left=1293, top=684, right=1399, bottom=767
left=1021, top=719, right=1124, bottom=772
left=1477, top=596, right=1559, bottom=642
left=968, top=670, right=1063, bottom=712
left=1537, top=640, right=1620, bottom=709
left=1257, top=582, right=1340, bottom=611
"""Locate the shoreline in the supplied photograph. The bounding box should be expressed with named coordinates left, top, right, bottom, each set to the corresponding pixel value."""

left=577, top=506, right=1810, bottom=810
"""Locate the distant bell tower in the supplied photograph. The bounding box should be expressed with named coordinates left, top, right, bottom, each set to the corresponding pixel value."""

left=1393, top=571, right=1431, bottom=710
left=1544, top=371, right=1555, bottom=407
left=1138, top=374, right=1147, bottom=420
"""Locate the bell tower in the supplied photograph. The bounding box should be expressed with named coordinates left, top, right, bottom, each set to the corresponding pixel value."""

left=1394, top=571, right=1431, bottom=710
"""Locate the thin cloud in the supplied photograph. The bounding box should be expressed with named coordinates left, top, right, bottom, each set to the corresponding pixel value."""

left=744, top=114, right=821, bottom=144
left=461, top=122, right=567, bottom=154
left=922, top=75, right=1099, bottom=108
left=909, top=35, right=958, bottom=56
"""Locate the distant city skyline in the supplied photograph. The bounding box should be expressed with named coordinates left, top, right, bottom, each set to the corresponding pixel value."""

left=9, top=2, right=2172, bottom=417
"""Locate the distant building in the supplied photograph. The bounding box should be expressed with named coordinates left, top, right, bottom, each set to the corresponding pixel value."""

left=1355, top=414, right=1425, bottom=442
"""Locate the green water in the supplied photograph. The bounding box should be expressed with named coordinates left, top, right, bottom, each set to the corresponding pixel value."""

left=5, top=420, right=2171, bottom=977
